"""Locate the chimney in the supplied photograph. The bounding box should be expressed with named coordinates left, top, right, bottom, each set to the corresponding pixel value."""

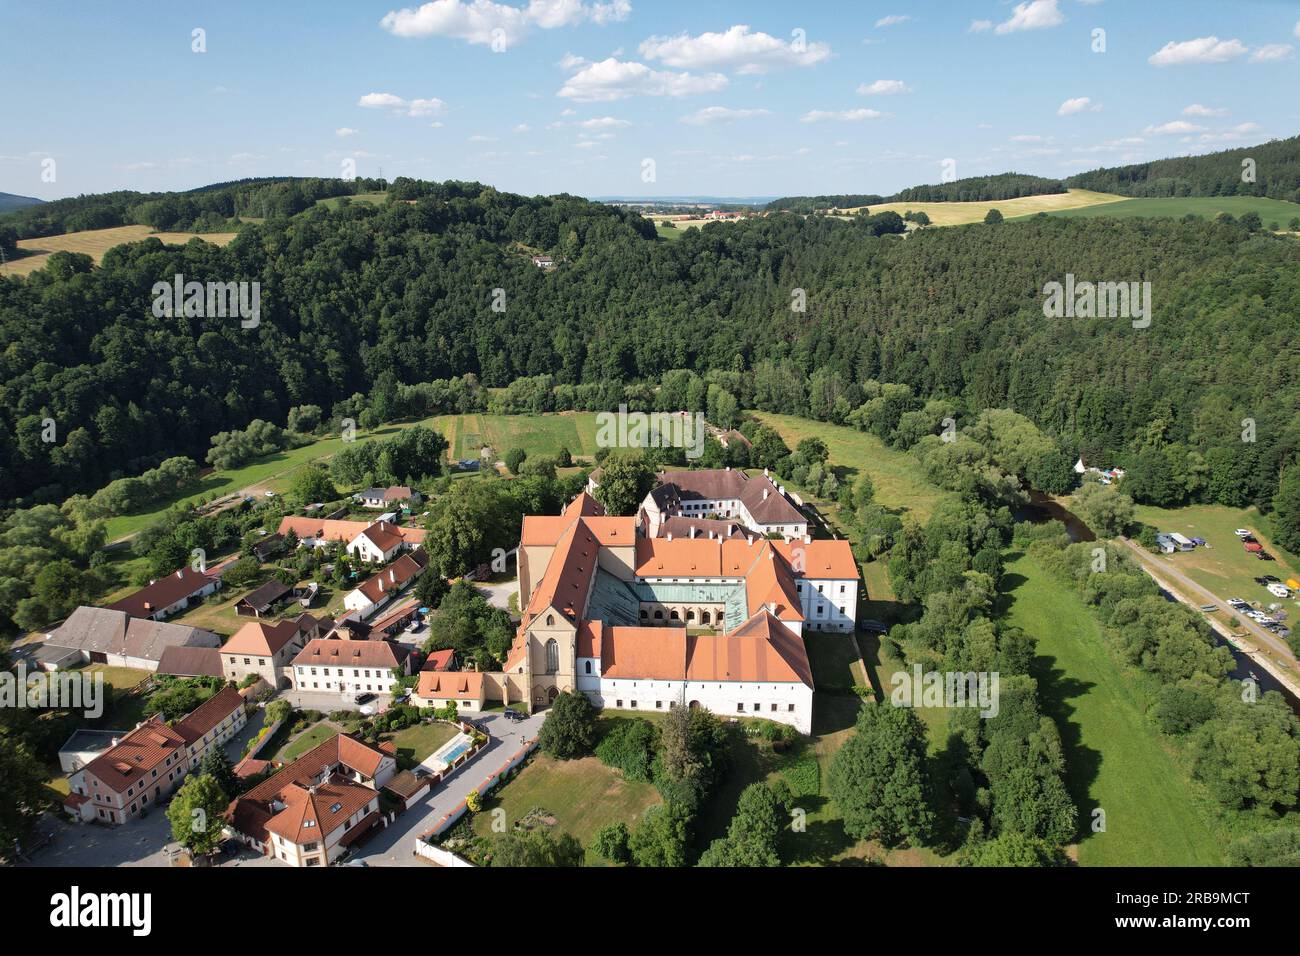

left=725, top=465, right=730, bottom=471
left=747, top=536, right=753, bottom=546
left=690, top=526, right=697, bottom=539
left=763, top=467, right=769, bottom=477
left=708, top=531, right=715, bottom=540
left=805, top=535, right=812, bottom=545
left=389, top=569, right=395, bottom=583
left=144, top=602, right=153, bottom=611
left=176, top=569, right=184, bottom=579
left=667, top=532, right=673, bottom=541
left=762, top=489, right=769, bottom=501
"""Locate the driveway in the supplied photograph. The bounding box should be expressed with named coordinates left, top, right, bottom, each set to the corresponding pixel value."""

left=23, top=806, right=182, bottom=867
left=277, top=689, right=392, bottom=713
left=476, top=578, right=520, bottom=616
left=348, top=710, right=545, bottom=867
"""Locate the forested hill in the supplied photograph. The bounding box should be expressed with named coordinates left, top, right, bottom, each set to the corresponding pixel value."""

left=1066, top=134, right=1300, bottom=201
left=2, top=180, right=1299, bottom=511
left=890, top=173, right=1066, bottom=203
left=765, top=173, right=1066, bottom=211
left=0, top=192, right=42, bottom=213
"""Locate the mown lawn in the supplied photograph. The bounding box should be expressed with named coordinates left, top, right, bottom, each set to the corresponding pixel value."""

left=275, top=721, right=342, bottom=762
left=748, top=412, right=954, bottom=523
left=472, top=749, right=661, bottom=865
left=1000, top=551, right=1225, bottom=866
left=383, top=721, right=459, bottom=768
left=431, top=412, right=602, bottom=463
left=1047, top=194, right=1300, bottom=224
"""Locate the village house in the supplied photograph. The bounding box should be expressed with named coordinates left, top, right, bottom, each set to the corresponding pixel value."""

left=220, top=614, right=325, bottom=689
left=357, top=485, right=422, bottom=510
left=347, top=520, right=419, bottom=564
left=343, top=550, right=428, bottom=619
left=412, top=670, right=486, bottom=711
left=225, top=734, right=396, bottom=866
left=291, top=637, right=411, bottom=698
left=107, top=566, right=221, bottom=621
left=277, top=516, right=426, bottom=552
left=63, top=687, right=247, bottom=825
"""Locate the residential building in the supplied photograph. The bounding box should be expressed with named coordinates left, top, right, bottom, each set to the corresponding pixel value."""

left=107, top=566, right=221, bottom=621
left=64, top=687, right=246, bottom=825
left=155, top=645, right=224, bottom=679
left=221, top=614, right=324, bottom=689
left=225, top=734, right=396, bottom=866
left=357, top=485, right=421, bottom=509
left=291, top=638, right=411, bottom=697
left=412, top=670, right=486, bottom=711
left=347, top=520, right=419, bottom=563
left=343, top=550, right=427, bottom=619
left=277, top=516, right=426, bottom=551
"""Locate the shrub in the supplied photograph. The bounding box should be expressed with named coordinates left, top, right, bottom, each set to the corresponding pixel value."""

left=595, top=719, right=657, bottom=782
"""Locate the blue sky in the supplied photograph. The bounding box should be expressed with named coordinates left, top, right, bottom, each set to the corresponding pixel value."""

left=3, top=0, right=1299, bottom=200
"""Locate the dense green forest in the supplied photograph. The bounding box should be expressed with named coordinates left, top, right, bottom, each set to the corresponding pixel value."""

left=890, top=173, right=1066, bottom=203
left=2, top=179, right=1298, bottom=518
left=1065, top=134, right=1300, bottom=201
left=764, top=194, right=885, bottom=213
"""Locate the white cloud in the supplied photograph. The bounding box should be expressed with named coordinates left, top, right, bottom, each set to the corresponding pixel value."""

left=558, top=51, right=589, bottom=71
left=638, top=25, right=831, bottom=74
left=1148, top=36, right=1248, bottom=66
left=357, top=92, right=447, bottom=117
left=875, top=15, right=910, bottom=27
left=1250, top=43, right=1293, bottom=62
left=1010, top=134, right=1049, bottom=142
left=335, top=127, right=360, bottom=137
left=969, top=20, right=992, bottom=33
left=680, top=106, right=771, bottom=125
left=513, top=123, right=531, bottom=132
left=467, top=134, right=498, bottom=142
left=1295, top=21, right=1300, bottom=38
left=557, top=58, right=727, bottom=101
left=800, top=108, right=886, bottom=123
left=1144, top=120, right=1204, bottom=135
left=379, top=0, right=629, bottom=47
left=857, top=79, right=910, bottom=95
left=1057, top=96, right=1101, bottom=116
left=995, top=0, right=1064, bottom=35
left=1182, top=103, right=1227, bottom=117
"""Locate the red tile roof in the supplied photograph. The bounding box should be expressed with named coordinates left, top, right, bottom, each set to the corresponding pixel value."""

left=416, top=670, right=485, bottom=701
left=293, top=638, right=405, bottom=670
left=107, top=566, right=214, bottom=618
left=173, top=687, right=245, bottom=744
left=351, top=551, right=427, bottom=604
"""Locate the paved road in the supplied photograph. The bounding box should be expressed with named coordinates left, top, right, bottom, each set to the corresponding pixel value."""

left=476, top=578, right=520, bottom=615
left=349, top=710, right=544, bottom=867
left=1119, top=537, right=1300, bottom=695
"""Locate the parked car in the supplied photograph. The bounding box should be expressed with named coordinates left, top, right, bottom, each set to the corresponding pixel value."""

left=1256, top=551, right=1274, bottom=561
left=503, top=708, right=525, bottom=722
left=1234, top=528, right=1252, bottom=537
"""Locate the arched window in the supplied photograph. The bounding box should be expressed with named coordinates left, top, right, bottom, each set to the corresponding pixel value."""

left=639, top=609, right=648, bottom=619
left=545, top=639, right=559, bottom=674
left=670, top=610, right=680, bottom=621
left=654, top=610, right=663, bottom=620
left=701, top=611, right=711, bottom=624
left=686, top=610, right=696, bottom=622
left=546, top=614, right=554, bottom=626
left=584, top=660, right=592, bottom=675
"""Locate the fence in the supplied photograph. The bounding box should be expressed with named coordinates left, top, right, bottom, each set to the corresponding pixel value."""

left=415, top=737, right=539, bottom=849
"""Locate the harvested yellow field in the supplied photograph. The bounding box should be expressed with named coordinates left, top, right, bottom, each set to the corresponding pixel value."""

left=842, top=188, right=1127, bottom=226
left=1, top=225, right=239, bottom=276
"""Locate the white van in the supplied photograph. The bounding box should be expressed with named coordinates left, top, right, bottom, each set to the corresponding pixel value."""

left=1266, top=583, right=1292, bottom=599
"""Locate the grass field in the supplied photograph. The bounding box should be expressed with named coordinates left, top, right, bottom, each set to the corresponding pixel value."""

left=430, top=411, right=602, bottom=463
left=315, top=192, right=390, bottom=210
left=383, top=721, right=459, bottom=769
left=1045, top=194, right=1300, bottom=224
left=1132, top=502, right=1300, bottom=612
left=748, top=412, right=954, bottom=523
left=1, top=225, right=239, bottom=277
left=841, top=188, right=1127, bottom=226
left=471, top=748, right=662, bottom=864
left=1000, top=552, right=1225, bottom=866
left=275, top=720, right=342, bottom=762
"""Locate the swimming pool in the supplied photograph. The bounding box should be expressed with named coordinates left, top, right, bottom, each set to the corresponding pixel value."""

left=440, top=741, right=471, bottom=763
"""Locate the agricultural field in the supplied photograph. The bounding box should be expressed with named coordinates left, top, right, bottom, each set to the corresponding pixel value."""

left=0, top=225, right=239, bottom=277
left=1045, top=194, right=1300, bottom=224
left=1131, top=502, right=1300, bottom=610
left=748, top=412, right=955, bottom=523
left=1000, top=552, right=1226, bottom=866
left=842, top=188, right=1127, bottom=226
left=430, top=411, right=602, bottom=463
